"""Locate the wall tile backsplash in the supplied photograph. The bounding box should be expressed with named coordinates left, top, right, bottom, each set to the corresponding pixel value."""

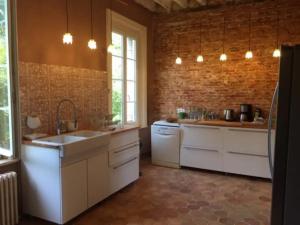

left=19, top=62, right=108, bottom=135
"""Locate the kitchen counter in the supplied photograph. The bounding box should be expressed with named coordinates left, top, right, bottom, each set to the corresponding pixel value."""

left=22, top=125, right=140, bottom=148
left=178, top=119, right=268, bottom=129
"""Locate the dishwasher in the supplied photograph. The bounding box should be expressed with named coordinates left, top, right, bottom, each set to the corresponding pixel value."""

left=151, top=121, right=180, bottom=168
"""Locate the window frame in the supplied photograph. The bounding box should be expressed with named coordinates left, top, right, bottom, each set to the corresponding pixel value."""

left=0, top=0, right=20, bottom=159
left=107, top=10, right=147, bottom=128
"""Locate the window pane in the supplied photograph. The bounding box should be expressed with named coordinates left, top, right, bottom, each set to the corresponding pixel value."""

left=0, top=67, right=8, bottom=107
left=0, top=0, right=12, bottom=157
left=126, top=81, right=135, bottom=102
left=112, top=56, right=123, bottom=80
left=112, top=32, right=123, bottom=57
left=0, top=1, right=8, bottom=65
left=112, top=80, right=123, bottom=122
left=0, top=109, right=10, bottom=150
left=127, top=37, right=136, bottom=60
left=127, top=59, right=136, bottom=81
left=126, top=102, right=136, bottom=123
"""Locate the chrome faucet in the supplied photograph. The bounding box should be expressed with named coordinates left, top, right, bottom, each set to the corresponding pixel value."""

left=56, top=99, right=78, bottom=135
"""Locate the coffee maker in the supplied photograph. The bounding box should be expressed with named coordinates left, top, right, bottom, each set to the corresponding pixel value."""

left=240, top=104, right=252, bottom=122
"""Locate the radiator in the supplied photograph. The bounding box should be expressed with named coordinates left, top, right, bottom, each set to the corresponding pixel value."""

left=0, top=172, right=18, bottom=225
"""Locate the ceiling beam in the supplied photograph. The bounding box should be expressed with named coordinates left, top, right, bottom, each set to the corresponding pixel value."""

left=173, top=0, right=188, bottom=8
left=134, top=0, right=156, bottom=11
left=154, top=0, right=172, bottom=12
left=195, top=0, right=208, bottom=6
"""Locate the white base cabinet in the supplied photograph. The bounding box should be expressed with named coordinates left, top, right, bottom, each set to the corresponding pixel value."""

left=21, top=129, right=140, bottom=224
left=109, top=129, right=140, bottom=194
left=180, top=124, right=274, bottom=179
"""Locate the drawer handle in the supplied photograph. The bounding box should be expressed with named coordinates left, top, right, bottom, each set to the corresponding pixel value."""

left=228, top=151, right=267, bottom=157
left=184, top=125, right=220, bottom=130
left=113, top=157, right=138, bottom=170
left=184, top=146, right=219, bottom=152
left=114, top=144, right=139, bottom=154
left=228, top=128, right=267, bottom=133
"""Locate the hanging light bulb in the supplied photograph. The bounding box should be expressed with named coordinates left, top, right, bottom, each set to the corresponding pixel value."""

left=63, top=0, right=73, bottom=45
left=273, top=49, right=281, bottom=58
left=220, top=15, right=227, bottom=62
left=273, top=1, right=281, bottom=58
left=196, top=55, right=204, bottom=62
left=63, top=32, right=73, bottom=45
left=176, top=57, right=182, bottom=65
left=88, top=39, right=97, bottom=49
left=245, top=6, right=253, bottom=60
left=196, top=21, right=204, bottom=63
left=88, top=0, right=97, bottom=50
left=107, top=44, right=114, bottom=54
left=220, top=53, right=227, bottom=62
left=107, top=0, right=114, bottom=54
left=245, top=50, right=253, bottom=59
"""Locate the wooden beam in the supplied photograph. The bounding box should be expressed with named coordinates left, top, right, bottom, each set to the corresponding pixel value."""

left=154, top=0, right=172, bottom=12
left=173, top=0, right=188, bottom=8
left=134, top=0, right=156, bottom=11
left=195, top=0, right=207, bottom=6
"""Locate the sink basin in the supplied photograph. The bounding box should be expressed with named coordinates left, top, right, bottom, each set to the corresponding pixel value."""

left=33, top=135, right=86, bottom=146
left=32, top=130, right=111, bottom=159
left=70, top=130, right=104, bottom=138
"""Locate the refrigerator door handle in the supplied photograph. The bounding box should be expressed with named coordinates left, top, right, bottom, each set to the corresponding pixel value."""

left=268, top=82, right=279, bottom=179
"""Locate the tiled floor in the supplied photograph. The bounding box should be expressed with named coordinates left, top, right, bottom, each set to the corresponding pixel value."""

left=20, top=160, right=272, bottom=225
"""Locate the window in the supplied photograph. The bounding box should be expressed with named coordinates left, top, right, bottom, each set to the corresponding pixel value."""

left=107, top=10, right=147, bottom=127
left=0, top=0, right=17, bottom=158
left=111, top=33, right=137, bottom=123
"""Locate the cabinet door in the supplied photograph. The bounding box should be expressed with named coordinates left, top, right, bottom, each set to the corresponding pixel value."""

left=61, top=160, right=88, bottom=224
left=110, top=157, right=139, bottom=194
left=88, top=151, right=109, bottom=207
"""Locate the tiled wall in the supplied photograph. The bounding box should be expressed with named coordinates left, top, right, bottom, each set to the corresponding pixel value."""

left=19, top=62, right=108, bottom=135
left=150, top=0, right=300, bottom=122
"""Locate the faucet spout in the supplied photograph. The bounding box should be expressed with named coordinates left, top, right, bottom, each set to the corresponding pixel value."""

left=56, top=99, right=78, bottom=135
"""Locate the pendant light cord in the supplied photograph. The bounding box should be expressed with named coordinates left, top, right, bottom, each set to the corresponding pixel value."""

left=199, top=21, right=202, bottom=54
left=222, top=14, right=226, bottom=53
left=276, top=0, right=279, bottom=48
left=90, top=0, right=93, bottom=38
left=66, top=0, right=69, bottom=32
left=248, top=2, right=252, bottom=51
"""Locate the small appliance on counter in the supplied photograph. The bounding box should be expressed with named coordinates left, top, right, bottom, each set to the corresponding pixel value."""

left=240, top=104, right=252, bottom=122
left=223, top=109, right=235, bottom=121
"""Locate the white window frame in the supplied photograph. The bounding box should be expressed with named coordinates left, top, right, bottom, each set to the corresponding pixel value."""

left=107, top=10, right=147, bottom=128
left=0, top=0, right=20, bottom=159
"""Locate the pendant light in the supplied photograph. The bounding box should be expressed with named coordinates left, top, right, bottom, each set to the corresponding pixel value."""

left=175, top=35, right=182, bottom=65
left=245, top=3, right=253, bottom=59
left=63, top=0, right=73, bottom=44
left=107, top=0, right=114, bottom=54
left=196, top=21, right=204, bottom=63
left=220, top=15, right=227, bottom=62
left=273, top=0, right=281, bottom=58
left=88, top=0, right=97, bottom=49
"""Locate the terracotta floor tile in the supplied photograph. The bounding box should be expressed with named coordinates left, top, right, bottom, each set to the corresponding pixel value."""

left=20, top=159, right=271, bottom=225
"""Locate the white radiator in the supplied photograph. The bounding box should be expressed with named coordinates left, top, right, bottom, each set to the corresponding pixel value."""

left=0, top=172, right=19, bottom=225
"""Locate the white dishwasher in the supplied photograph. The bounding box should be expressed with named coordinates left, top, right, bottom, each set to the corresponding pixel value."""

left=151, top=121, right=180, bottom=168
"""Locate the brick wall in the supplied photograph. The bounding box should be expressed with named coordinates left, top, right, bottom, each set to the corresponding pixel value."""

left=150, top=0, right=300, bottom=122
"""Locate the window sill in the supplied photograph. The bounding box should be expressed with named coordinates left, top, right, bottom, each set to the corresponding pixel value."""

left=0, top=158, right=19, bottom=167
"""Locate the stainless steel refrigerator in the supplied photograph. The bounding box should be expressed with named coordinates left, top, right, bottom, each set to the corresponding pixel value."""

left=269, top=45, right=300, bottom=225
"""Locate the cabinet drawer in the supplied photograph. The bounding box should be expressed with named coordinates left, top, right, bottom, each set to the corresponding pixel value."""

left=224, top=128, right=268, bottom=156
left=180, top=146, right=223, bottom=172
left=182, top=125, right=223, bottom=150
left=224, top=152, right=271, bottom=178
left=109, top=157, right=139, bottom=194
left=110, top=130, right=139, bottom=151
left=109, top=142, right=140, bottom=167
